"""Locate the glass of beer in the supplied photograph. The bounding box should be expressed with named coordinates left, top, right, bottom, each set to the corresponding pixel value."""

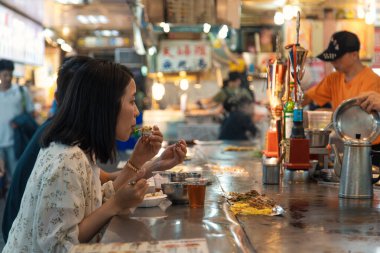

left=186, top=178, right=207, bottom=208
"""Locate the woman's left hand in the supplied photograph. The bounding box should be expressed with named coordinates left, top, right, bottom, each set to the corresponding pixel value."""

left=155, top=139, right=187, bottom=171
left=129, top=125, right=163, bottom=167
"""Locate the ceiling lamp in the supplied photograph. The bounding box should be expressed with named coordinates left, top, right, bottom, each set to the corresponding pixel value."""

left=218, top=25, right=229, bottom=39
left=152, top=82, right=165, bottom=101
left=203, top=23, right=211, bottom=33
left=283, top=5, right=294, bottom=20
left=179, top=79, right=189, bottom=91
left=274, top=11, right=285, bottom=25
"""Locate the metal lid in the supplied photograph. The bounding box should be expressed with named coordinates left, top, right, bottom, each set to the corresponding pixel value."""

left=333, top=98, right=380, bottom=143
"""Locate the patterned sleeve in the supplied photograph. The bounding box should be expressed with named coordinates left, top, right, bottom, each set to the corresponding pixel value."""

left=35, top=151, right=90, bottom=252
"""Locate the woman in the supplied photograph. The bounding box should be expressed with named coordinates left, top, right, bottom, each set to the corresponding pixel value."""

left=3, top=59, right=187, bottom=252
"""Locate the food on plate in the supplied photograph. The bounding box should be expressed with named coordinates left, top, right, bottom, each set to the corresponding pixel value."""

left=144, top=190, right=164, bottom=198
left=228, top=190, right=278, bottom=215
left=224, top=146, right=257, bottom=152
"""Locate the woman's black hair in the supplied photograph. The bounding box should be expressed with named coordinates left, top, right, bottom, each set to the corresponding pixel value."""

left=41, top=59, right=134, bottom=163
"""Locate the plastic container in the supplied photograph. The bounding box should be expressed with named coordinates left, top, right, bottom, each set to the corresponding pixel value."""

left=307, top=111, right=333, bottom=130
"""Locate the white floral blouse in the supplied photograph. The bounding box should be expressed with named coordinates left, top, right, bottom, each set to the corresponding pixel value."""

left=3, top=142, right=115, bottom=253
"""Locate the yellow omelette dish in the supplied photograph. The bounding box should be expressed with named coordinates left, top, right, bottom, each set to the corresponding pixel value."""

left=230, top=202, right=273, bottom=215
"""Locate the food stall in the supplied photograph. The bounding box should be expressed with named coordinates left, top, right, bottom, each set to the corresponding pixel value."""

left=71, top=140, right=380, bottom=252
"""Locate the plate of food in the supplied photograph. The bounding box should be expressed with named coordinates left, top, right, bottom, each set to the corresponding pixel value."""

left=227, top=190, right=284, bottom=216
left=138, top=191, right=167, bottom=208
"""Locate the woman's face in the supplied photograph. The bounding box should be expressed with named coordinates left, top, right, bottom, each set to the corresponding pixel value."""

left=116, top=79, right=140, bottom=141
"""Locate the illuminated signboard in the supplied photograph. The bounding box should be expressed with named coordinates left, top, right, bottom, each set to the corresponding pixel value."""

left=0, top=4, right=44, bottom=65
left=157, top=40, right=211, bottom=73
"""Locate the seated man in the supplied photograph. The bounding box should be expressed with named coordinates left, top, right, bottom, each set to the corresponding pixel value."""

left=219, top=96, right=257, bottom=140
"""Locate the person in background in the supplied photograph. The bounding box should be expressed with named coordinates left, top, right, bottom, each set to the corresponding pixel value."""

left=198, top=71, right=253, bottom=115
left=303, top=31, right=380, bottom=110
left=3, top=58, right=187, bottom=252
left=302, top=31, right=380, bottom=166
left=356, top=91, right=380, bottom=112
left=0, top=59, right=34, bottom=183
left=219, top=96, right=257, bottom=140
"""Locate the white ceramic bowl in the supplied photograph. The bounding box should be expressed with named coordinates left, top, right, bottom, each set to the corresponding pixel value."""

left=138, top=194, right=167, bottom=208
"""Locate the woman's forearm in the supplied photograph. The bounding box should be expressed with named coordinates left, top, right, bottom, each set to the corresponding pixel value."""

left=77, top=197, right=120, bottom=243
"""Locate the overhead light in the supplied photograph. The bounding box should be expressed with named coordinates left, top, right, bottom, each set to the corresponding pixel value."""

left=365, top=11, right=375, bottom=24
left=163, top=23, right=170, bottom=33
left=62, top=26, right=70, bottom=36
left=203, top=23, right=211, bottom=33
left=57, top=38, right=65, bottom=44
left=218, top=25, right=228, bottom=39
left=152, top=82, right=165, bottom=101
left=61, top=43, right=73, bottom=52
left=148, top=46, right=157, bottom=56
left=274, top=11, right=284, bottom=25
left=283, top=5, right=294, bottom=20
left=97, top=15, right=108, bottom=24
left=88, top=15, right=97, bottom=24
left=77, top=15, right=89, bottom=24
left=179, top=79, right=189, bottom=91
left=43, top=28, right=55, bottom=38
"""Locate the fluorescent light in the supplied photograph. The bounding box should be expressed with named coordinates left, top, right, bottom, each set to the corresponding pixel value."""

left=97, top=15, right=108, bottom=24
left=218, top=25, right=228, bottom=39
left=203, top=23, right=211, bottom=33
left=163, top=23, right=170, bottom=33
left=88, top=15, right=97, bottom=24
left=274, top=11, right=284, bottom=25
left=77, top=15, right=89, bottom=24
left=57, top=38, right=65, bottom=44
left=43, top=28, right=54, bottom=38
left=61, top=43, right=73, bottom=52
left=179, top=79, right=189, bottom=91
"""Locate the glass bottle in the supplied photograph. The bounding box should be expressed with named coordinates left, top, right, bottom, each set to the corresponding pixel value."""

left=283, top=82, right=295, bottom=139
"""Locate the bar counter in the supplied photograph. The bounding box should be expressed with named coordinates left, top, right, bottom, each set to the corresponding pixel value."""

left=101, top=141, right=380, bottom=253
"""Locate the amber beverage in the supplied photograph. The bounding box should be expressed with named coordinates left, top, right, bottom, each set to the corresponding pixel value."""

left=186, top=178, right=206, bottom=208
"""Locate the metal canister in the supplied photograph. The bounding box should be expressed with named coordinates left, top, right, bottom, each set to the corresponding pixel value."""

left=262, top=157, right=280, bottom=185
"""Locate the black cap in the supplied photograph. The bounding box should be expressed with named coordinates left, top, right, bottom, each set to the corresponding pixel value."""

left=0, top=59, right=14, bottom=72
left=228, top=71, right=241, bottom=81
left=316, top=31, right=360, bottom=62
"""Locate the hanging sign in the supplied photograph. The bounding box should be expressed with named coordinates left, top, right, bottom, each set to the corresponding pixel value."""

left=0, top=5, right=44, bottom=65
left=157, top=40, right=211, bottom=72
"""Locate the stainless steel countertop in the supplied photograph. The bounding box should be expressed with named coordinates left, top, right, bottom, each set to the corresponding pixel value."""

left=101, top=141, right=380, bottom=253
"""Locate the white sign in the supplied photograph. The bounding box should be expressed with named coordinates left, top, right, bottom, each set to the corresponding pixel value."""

left=157, top=40, right=211, bottom=72
left=0, top=5, right=44, bottom=65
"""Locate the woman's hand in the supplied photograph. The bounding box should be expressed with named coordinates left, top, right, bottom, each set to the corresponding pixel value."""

left=113, top=179, right=148, bottom=213
left=356, top=91, right=380, bottom=113
left=142, top=140, right=187, bottom=178
left=129, top=125, right=163, bottom=167
left=157, top=140, right=187, bottom=170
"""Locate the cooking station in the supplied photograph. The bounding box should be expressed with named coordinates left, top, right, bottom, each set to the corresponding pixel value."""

left=101, top=142, right=380, bottom=253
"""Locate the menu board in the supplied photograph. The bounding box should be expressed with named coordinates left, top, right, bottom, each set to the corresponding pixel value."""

left=0, top=4, right=44, bottom=65
left=157, top=40, right=211, bottom=73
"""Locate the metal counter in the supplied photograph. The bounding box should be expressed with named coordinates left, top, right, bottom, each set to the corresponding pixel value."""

left=101, top=142, right=380, bottom=253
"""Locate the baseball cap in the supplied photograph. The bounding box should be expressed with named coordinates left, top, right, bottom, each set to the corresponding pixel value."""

left=316, top=31, right=360, bottom=62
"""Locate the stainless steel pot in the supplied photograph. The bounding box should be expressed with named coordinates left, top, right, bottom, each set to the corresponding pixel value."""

left=305, top=129, right=331, bottom=147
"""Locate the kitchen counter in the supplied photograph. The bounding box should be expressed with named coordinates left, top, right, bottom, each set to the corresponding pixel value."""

left=101, top=141, right=380, bottom=253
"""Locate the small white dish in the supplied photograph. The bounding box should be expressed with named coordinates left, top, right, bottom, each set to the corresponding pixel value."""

left=138, top=194, right=167, bottom=208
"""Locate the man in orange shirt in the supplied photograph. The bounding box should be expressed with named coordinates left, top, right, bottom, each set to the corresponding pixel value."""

left=304, top=31, right=380, bottom=109
left=303, top=31, right=380, bottom=165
